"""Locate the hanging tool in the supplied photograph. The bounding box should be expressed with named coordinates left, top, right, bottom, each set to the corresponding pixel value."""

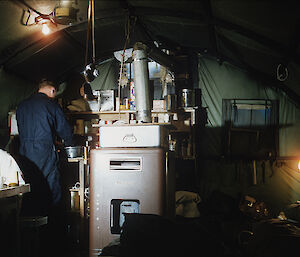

left=83, top=0, right=99, bottom=83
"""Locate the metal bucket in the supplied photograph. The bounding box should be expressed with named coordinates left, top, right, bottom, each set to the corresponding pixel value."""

left=70, top=188, right=80, bottom=212
left=64, top=146, right=83, bottom=158
left=180, top=89, right=195, bottom=107
left=70, top=182, right=80, bottom=212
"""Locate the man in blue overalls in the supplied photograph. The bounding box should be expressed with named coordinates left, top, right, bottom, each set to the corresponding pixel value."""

left=16, top=79, right=73, bottom=216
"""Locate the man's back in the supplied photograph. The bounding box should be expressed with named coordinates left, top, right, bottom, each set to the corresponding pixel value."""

left=16, top=89, right=73, bottom=207
left=17, top=92, right=57, bottom=144
left=17, top=92, right=73, bottom=146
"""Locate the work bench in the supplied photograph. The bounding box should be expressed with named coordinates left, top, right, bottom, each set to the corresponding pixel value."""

left=0, top=184, right=30, bottom=257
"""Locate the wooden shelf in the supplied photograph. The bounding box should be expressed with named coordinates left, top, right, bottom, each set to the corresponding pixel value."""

left=0, top=184, right=30, bottom=198
left=66, top=110, right=133, bottom=115
left=66, top=108, right=197, bottom=115
left=68, top=157, right=84, bottom=163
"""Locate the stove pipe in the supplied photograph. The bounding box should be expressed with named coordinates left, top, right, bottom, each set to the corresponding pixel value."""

left=132, top=42, right=151, bottom=123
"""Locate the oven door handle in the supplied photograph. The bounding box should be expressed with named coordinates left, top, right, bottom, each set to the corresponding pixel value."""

left=123, top=134, right=137, bottom=143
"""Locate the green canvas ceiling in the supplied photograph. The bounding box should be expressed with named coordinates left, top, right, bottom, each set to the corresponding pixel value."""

left=0, top=0, right=299, bottom=105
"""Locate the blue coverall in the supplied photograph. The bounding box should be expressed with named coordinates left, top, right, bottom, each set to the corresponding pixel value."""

left=16, top=92, right=73, bottom=208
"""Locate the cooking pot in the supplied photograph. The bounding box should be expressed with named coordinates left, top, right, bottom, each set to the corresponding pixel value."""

left=180, top=89, right=195, bottom=107
left=64, top=146, right=83, bottom=158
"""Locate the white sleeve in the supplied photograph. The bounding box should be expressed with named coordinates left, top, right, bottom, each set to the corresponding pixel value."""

left=0, top=149, right=25, bottom=185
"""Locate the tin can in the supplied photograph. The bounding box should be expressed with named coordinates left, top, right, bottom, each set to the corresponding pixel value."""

left=124, top=98, right=130, bottom=110
left=70, top=188, right=80, bottom=212
left=181, top=89, right=195, bottom=107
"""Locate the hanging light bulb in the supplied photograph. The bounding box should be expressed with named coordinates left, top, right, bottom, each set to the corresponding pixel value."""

left=42, top=23, right=50, bottom=35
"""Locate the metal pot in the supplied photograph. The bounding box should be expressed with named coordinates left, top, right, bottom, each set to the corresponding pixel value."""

left=180, top=89, right=195, bottom=107
left=64, top=146, right=83, bottom=158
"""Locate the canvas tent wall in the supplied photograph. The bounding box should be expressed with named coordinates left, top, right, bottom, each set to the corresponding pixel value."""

left=197, top=56, right=300, bottom=215
left=0, top=68, right=34, bottom=148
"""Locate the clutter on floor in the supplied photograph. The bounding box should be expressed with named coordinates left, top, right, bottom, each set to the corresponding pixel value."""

left=175, top=190, right=201, bottom=218
left=99, top=190, right=300, bottom=257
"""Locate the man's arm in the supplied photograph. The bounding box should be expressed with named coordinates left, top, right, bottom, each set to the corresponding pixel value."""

left=54, top=103, right=74, bottom=146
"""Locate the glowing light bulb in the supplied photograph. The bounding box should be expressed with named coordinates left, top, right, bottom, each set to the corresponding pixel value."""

left=42, top=23, right=50, bottom=35
left=298, top=160, right=300, bottom=171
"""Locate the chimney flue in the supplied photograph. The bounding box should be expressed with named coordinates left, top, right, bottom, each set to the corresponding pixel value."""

left=132, top=42, right=152, bottom=123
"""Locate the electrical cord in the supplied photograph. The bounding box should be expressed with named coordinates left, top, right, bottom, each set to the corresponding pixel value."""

left=84, top=0, right=96, bottom=65
left=18, top=0, right=44, bottom=17
left=83, top=0, right=99, bottom=83
left=91, top=0, right=95, bottom=63
left=19, top=0, right=55, bottom=26
left=84, top=0, right=92, bottom=67
left=117, top=14, right=136, bottom=117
